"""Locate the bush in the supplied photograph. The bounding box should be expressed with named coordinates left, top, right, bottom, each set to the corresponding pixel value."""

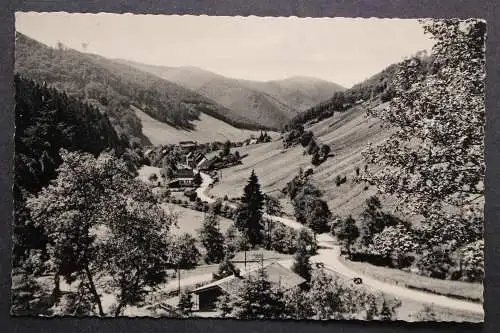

left=311, top=152, right=321, bottom=166
left=148, top=173, right=158, bottom=182
left=416, top=247, right=454, bottom=279
left=269, top=222, right=297, bottom=254
left=459, top=240, right=484, bottom=282
left=349, top=250, right=393, bottom=267
left=183, top=190, right=198, bottom=202
left=304, top=168, right=314, bottom=177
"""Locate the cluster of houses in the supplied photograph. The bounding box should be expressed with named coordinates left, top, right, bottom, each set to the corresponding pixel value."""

left=143, top=138, right=265, bottom=190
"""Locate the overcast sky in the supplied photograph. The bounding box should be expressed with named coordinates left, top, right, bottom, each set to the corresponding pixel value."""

left=15, top=13, right=435, bottom=88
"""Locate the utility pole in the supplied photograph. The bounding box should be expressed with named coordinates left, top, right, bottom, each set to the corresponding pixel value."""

left=178, top=263, right=181, bottom=297
left=244, top=229, right=248, bottom=271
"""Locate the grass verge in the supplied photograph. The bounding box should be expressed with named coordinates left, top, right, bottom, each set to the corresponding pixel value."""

left=341, top=257, right=483, bottom=303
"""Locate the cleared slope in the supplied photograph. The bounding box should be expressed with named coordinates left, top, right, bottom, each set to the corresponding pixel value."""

left=210, top=104, right=393, bottom=217
left=134, top=106, right=276, bottom=145
left=116, top=60, right=344, bottom=129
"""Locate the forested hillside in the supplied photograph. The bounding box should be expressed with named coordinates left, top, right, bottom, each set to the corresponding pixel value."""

left=13, top=75, right=135, bottom=264
left=287, top=54, right=433, bottom=129
left=117, top=60, right=343, bottom=129
left=15, top=33, right=269, bottom=147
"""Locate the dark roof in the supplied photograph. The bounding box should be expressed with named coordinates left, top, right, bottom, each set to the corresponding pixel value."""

left=179, top=141, right=197, bottom=146
left=192, top=262, right=305, bottom=294
left=174, top=168, right=195, bottom=178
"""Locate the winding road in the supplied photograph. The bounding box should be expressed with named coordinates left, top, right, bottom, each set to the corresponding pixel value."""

left=195, top=171, right=484, bottom=315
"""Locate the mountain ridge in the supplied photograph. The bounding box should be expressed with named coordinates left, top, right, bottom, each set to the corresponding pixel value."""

left=115, top=59, right=345, bottom=129
left=15, top=32, right=272, bottom=147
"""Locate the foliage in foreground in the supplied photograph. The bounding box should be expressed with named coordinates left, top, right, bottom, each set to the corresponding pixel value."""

left=22, top=150, right=177, bottom=316
left=358, top=19, right=485, bottom=282
left=216, top=266, right=401, bottom=320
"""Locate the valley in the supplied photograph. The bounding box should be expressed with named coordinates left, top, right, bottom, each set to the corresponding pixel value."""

left=134, top=106, right=278, bottom=145
left=12, top=17, right=485, bottom=322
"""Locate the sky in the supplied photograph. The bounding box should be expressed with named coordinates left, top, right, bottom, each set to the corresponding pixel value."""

left=15, top=12, right=435, bottom=88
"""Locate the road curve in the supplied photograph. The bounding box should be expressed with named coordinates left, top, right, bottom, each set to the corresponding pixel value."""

left=195, top=171, right=483, bottom=315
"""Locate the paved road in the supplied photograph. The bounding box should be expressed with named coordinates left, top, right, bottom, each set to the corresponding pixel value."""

left=195, top=171, right=484, bottom=315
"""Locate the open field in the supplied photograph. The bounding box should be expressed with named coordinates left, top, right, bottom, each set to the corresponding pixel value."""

left=397, top=298, right=483, bottom=322
left=210, top=104, right=396, bottom=217
left=341, top=257, right=484, bottom=304
left=136, top=165, right=163, bottom=183
left=135, top=106, right=278, bottom=145
left=167, top=204, right=234, bottom=236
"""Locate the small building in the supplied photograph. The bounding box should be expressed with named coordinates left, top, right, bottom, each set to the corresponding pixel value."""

left=249, top=138, right=258, bottom=145
left=191, top=262, right=306, bottom=312
left=179, top=141, right=197, bottom=152
left=168, top=168, right=195, bottom=187
left=198, top=156, right=220, bottom=171
left=186, top=151, right=207, bottom=169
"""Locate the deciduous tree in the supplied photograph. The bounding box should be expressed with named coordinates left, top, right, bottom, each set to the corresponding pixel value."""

left=362, top=19, right=486, bottom=223
left=28, top=150, right=174, bottom=316
left=335, top=216, right=360, bottom=258
left=199, top=209, right=225, bottom=264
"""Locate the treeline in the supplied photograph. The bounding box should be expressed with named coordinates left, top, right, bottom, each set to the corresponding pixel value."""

left=282, top=125, right=331, bottom=166
left=285, top=53, right=433, bottom=130
left=13, top=75, right=144, bottom=266
left=332, top=196, right=484, bottom=283
left=283, top=169, right=332, bottom=233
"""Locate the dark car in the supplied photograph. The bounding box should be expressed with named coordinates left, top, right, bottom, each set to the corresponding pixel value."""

left=353, top=277, right=363, bottom=285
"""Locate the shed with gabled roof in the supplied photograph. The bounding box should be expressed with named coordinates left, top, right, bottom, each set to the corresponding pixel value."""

left=191, top=262, right=305, bottom=311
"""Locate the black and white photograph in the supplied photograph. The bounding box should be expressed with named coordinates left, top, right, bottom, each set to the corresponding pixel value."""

left=12, top=13, right=485, bottom=322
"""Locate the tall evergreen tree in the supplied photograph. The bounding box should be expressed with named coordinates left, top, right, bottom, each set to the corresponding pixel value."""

left=235, top=170, right=265, bottom=246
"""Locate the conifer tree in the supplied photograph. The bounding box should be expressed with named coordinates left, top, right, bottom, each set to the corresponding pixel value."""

left=177, top=289, right=194, bottom=317
left=235, top=170, right=265, bottom=246
left=219, top=260, right=286, bottom=319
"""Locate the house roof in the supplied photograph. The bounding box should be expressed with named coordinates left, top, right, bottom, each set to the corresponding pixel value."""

left=179, top=141, right=197, bottom=146
left=174, top=168, right=195, bottom=178
left=192, top=262, right=305, bottom=295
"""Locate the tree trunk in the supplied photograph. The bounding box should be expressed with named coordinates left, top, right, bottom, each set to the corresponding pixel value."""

left=114, top=301, right=126, bottom=317
left=52, top=271, right=61, bottom=300
left=84, top=264, right=104, bottom=316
